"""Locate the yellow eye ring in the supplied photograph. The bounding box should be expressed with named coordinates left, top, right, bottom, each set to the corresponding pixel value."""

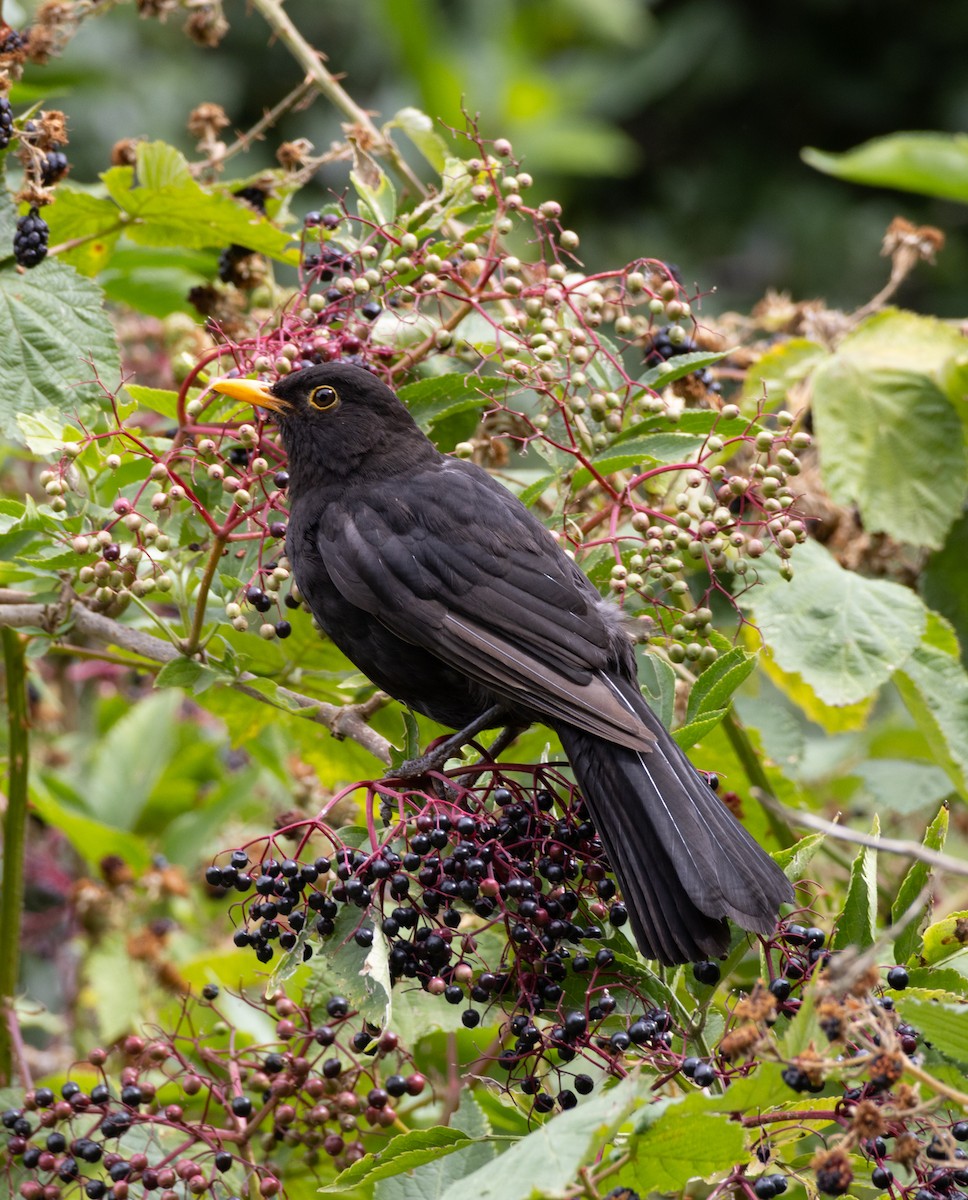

left=308, top=384, right=340, bottom=411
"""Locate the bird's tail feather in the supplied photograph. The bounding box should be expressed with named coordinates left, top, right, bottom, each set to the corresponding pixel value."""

left=556, top=679, right=793, bottom=965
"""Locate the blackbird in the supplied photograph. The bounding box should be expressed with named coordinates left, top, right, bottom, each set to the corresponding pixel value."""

left=214, top=363, right=793, bottom=964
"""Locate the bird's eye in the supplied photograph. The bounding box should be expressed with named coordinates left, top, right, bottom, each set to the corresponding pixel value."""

left=308, top=385, right=340, bottom=411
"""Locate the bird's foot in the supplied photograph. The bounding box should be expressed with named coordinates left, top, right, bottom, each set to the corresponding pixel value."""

left=386, top=703, right=511, bottom=783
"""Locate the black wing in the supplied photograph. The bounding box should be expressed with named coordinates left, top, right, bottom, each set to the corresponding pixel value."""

left=316, top=457, right=653, bottom=750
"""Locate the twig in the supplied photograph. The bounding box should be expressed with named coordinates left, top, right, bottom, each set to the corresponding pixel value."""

left=248, top=0, right=426, bottom=196
left=0, top=629, right=30, bottom=1086
left=196, top=78, right=317, bottom=173
left=0, top=600, right=392, bottom=765
left=756, top=792, right=968, bottom=878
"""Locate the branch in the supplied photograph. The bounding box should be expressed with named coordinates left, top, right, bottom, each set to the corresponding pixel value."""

left=0, top=600, right=392, bottom=765
left=247, top=0, right=426, bottom=196
left=757, top=792, right=968, bottom=878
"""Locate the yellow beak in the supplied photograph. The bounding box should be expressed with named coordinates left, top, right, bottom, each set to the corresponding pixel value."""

left=211, top=376, right=288, bottom=413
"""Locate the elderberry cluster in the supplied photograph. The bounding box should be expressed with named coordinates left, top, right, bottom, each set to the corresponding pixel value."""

left=209, top=766, right=714, bottom=1111
left=2, top=986, right=426, bottom=1197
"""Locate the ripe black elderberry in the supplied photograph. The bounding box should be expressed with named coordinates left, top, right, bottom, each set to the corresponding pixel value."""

left=13, top=207, right=49, bottom=268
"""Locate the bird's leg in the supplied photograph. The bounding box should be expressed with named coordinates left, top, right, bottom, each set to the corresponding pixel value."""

left=390, top=703, right=509, bottom=780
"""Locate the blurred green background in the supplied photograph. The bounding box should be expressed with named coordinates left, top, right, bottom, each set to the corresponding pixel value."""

left=15, top=0, right=968, bottom=315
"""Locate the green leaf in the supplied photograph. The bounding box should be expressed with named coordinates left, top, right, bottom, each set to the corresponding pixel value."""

left=620, top=1093, right=746, bottom=1193
left=922, top=509, right=968, bottom=667
left=320, top=1128, right=475, bottom=1193
left=31, top=777, right=153, bottom=874
left=305, top=905, right=392, bottom=1030
left=894, top=996, right=968, bottom=1065
left=377, top=1092, right=496, bottom=1200
left=637, top=647, right=677, bottom=729
left=438, top=1077, right=640, bottom=1200
left=894, top=612, right=968, bottom=798
left=387, top=107, right=448, bottom=173
left=154, top=658, right=219, bottom=695
left=748, top=540, right=927, bottom=706
left=812, top=359, right=966, bottom=549
left=640, top=349, right=729, bottom=390
left=705, top=1062, right=804, bottom=1113
left=687, top=647, right=758, bottom=723
left=100, top=141, right=298, bottom=261
left=43, top=188, right=124, bottom=275
left=589, top=431, right=709, bottom=474
left=773, top=831, right=825, bottom=882
left=515, top=472, right=558, bottom=508
left=742, top=338, right=828, bottom=409
left=0, top=258, right=121, bottom=438
left=893, top=804, right=950, bottom=963
left=85, top=690, right=182, bottom=830
left=832, top=815, right=878, bottom=950
left=397, top=373, right=487, bottom=429
left=125, top=384, right=182, bottom=420
left=803, top=133, right=968, bottom=203
left=351, top=151, right=397, bottom=227
left=850, top=758, right=954, bottom=815
left=922, top=910, right=968, bottom=965
left=672, top=709, right=727, bottom=750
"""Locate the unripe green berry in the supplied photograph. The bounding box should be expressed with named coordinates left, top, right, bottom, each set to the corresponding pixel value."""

left=559, top=230, right=579, bottom=250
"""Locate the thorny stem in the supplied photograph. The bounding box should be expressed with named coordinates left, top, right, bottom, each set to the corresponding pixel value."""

left=248, top=0, right=425, bottom=196
left=0, top=628, right=29, bottom=1086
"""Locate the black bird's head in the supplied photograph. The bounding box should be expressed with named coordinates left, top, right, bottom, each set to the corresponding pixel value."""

left=212, top=362, right=436, bottom=492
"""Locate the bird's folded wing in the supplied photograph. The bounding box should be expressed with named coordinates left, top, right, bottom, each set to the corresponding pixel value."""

left=316, top=462, right=653, bottom=750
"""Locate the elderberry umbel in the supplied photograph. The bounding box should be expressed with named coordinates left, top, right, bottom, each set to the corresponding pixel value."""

left=14, top=207, right=49, bottom=268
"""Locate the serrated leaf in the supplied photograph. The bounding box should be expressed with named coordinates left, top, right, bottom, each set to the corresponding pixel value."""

left=0, top=258, right=120, bottom=438
left=812, top=357, right=966, bottom=548
left=100, top=141, right=298, bottom=262
left=320, top=1128, right=475, bottom=1193
left=803, top=133, right=968, bottom=203
left=894, top=612, right=968, bottom=798
left=640, top=349, right=729, bottom=389
left=687, top=647, right=758, bottom=723
left=748, top=540, right=926, bottom=706
left=397, top=372, right=487, bottom=429
left=894, top=996, right=968, bottom=1065
left=672, top=709, right=727, bottom=750
left=833, top=815, right=879, bottom=950
left=305, top=905, right=392, bottom=1030
left=515, top=472, right=558, bottom=508
left=893, top=805, right=950, bottom=964
left=620, top=1094, right=746, bottom=1193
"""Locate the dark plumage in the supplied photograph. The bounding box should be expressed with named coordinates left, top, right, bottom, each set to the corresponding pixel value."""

left=214, top=362, right=793, bottom=964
